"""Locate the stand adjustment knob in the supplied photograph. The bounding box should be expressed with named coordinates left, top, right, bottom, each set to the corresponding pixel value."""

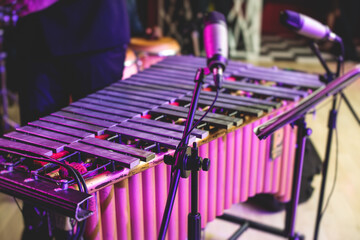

left=201, top=158, right=210, bottom=171
left=306, top=128, right=312, bottom=136
left=164, top=154, right=175, bottom=165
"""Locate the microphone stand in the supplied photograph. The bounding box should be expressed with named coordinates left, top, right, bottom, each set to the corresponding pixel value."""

left=309, top=40, right=359, bottom=240
left=158, top=67, right=211, bottom=240
left=219, top=116, right=310, bottom=240
left=245, top=65, right=360, bottom=240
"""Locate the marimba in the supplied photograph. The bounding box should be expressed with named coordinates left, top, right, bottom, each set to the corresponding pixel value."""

left=0, top=55, right=323, bottom=240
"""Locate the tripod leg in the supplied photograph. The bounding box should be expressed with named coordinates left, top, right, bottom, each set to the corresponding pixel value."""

left=285, top=117, right=310, bottom=239
left=341, top=92, right=360, bottom=125
left=313, top=96, right=338, bottom=240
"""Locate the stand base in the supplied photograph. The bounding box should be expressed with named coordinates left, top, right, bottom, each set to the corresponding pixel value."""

left=188, top=213, right=201, bottom=240
left=217, top=213, right=304, bottom=240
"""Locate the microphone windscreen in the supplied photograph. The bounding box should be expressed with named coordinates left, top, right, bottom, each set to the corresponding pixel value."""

left=203, top=11, right=228, bottom=67
left=204, top=11, right=226, bottom=25
left=280, top=10, right=303, bottom=30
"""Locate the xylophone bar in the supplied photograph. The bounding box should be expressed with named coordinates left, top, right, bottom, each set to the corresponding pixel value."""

left=113, top=80, right=191, bottom=95
left=52, top=110, right=119, bottom=128
left=148, top=107, right=234, bottom=130
left=28, top=120, right=95, bottom=138
left=106, top=126, right=184, bottom=150
left=71, top=101, right=141, bottom=118
left=97, top=89, right=167, bottom=105
left=40, top=115, right=106, bottom=135
left=15, top=125, right=81, bottom=144
left=118, top=121, right=189, bottom=141
left=127, top=117, right=209, bottom=139
left=178, top=95, right=264, bottom=117
left=199, top=90, right=283, bottom=109
left=158, top=104, right=243, bottom=126
left=65, top=142, right=140, bottom=169
left=0, top=137, right=53, bottom=156
left=128, top=74, right=196, bottom=92
left=88, top=92, right=159, bottom=109
left=4, top=131, right=67, bottom=153
left=79, top=137, right=155, bottom=162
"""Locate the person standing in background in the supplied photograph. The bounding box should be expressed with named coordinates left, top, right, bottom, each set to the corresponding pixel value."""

left=0, top=0, right=130, bottom=126
left=0, top=0, right=130, bottom=239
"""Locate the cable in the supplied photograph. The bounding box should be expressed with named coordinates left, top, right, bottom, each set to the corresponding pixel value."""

left=13, top=197, right=25, bottom=220
left=168, top=88, right=219, bottom=190
left=0, top=148, right=87, bottom=193
left=173, top=88, right=219, bottom=159
left=319, top=95, right=342, bottom=219
left=307, top=98, right=333, bottom=115
left=339, top=39, right=345, bottom=77
left=0, top=148, right=88, bottom=239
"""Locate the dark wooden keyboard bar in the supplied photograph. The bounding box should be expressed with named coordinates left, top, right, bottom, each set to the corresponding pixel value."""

left=143, top=66, right=196, bottom=78
left=106, top=126, right=181, bottom=149
left=232, top=67, right=323, bottom=88
left=52, top=111, right=117, bottom=128
left=65, top=142, right=140, bottom=169
left=16, top=125, right=80, bottom=144
left=227, top=66, right=319, bottom=84
left=40, top=116, right=106, bottom=136
left=118, top=80, right=190, bottom=95
left=199, top=91, right=282, bottom=109
left=189, top=94, right=273, bottom=112
left=4, top=131, right=66, bottom=153
left=128, top=75, right=196, bottom=91
left=105, top=86, right=176, bottom=102
left=97, top=89, right=167, bottom=105
left=159, top=104, right=244, bottom=126
left=118, top=121, right=196, bottom=142
left=112, top=82, right=185, bottom=98
left=226, top=80, right=309, bottom=98
left=0, top=137, right=53, bottom=156
left=147, top=64, right=198, bottom=76
left=78, top=98, right=148, bottom=115
left=150, top=62, right=219, bottom=82
left=71, top=102, right=140, bottom=118
left=128, top=117, right=209, bottom=139
left=62, top=106, right=128, bottom=123
left=88, top=93, right=157, bottom=109
left=221, top=83, right=299, bottom=101
left=80, top=137, right=155, bottom=162
left=149, top=108, right=234, bottom=129
left=178, top=96, right=264, bottom=117
left=134, top=72, right=196, bottom=86
left=29, top=120, right=94, bottom=138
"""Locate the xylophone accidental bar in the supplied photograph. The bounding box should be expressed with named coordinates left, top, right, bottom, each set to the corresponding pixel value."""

left=0, top=55, right=324, bottom=240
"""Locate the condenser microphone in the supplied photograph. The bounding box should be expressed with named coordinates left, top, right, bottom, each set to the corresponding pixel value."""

left=280, top=10, right=342, bottom=42
left=203, top=11, right=228, bottom=89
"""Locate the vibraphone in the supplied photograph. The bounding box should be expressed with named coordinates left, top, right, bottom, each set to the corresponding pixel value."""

left=0, top=55, right=324, bottom=240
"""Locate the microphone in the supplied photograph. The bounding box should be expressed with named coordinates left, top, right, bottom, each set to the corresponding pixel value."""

left=280, top=10, right=342, bottom=42
left=203, top=11, right=228, bottom=89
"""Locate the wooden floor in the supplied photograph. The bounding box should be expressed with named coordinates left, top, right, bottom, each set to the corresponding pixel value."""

left=0, top=59, right=359, bottom=240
